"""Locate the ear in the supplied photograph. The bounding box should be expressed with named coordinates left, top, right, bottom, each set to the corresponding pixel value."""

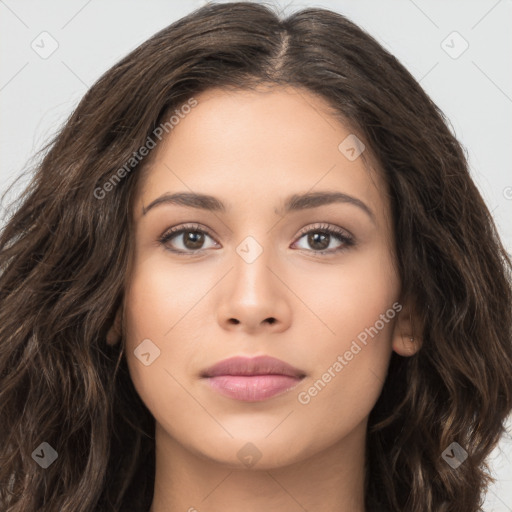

left=106, top=306, right=123, bottom=346
left=391, top=301, right=422, bottom=357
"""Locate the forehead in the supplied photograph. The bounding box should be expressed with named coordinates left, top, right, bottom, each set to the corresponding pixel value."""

left=135, top=85, right=387, bottom=221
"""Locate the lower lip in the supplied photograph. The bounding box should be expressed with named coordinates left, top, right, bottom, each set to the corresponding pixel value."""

left=205, top=375, right=303, bottom=401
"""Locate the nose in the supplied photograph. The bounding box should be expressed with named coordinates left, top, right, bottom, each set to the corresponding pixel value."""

left=214, top=241, right=292, bottom=334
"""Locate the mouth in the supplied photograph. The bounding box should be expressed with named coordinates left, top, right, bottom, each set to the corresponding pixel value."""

left=200, top=355, right=306, bottom=402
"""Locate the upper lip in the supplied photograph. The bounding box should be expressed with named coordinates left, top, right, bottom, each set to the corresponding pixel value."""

left=201, top=355, right=306, bottom=378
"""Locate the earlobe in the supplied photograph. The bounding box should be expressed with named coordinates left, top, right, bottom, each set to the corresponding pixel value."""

left=393, top=334, right=421, bottom=356
left=391, top=303, right=423, bottom=357
left=106, top=307, right=123, bottom=346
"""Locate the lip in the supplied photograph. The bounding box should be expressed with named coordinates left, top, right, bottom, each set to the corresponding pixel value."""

left=201, top=355, right=306, bottom=402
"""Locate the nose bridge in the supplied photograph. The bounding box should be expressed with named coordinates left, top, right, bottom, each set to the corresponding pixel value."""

left=231, top=232, right=275, bottom=297
left=213, top=228, right=292, bottom=332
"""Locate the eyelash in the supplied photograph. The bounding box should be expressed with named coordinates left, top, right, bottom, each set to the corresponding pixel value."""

left=158, top=222, right=355, bottom=257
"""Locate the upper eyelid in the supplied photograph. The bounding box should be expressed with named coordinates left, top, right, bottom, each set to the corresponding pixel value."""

left=295, top=223, right=352, bottom=238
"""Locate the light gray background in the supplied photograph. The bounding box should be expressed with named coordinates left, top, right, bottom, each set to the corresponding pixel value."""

left=1, top=0, right=511, bottom=510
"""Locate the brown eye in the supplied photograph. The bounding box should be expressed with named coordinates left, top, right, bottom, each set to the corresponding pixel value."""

left=293, top=223, right=355, bottom=255
left=159, top=224, right=218, bottom=254
left=180, top=230, right=206, bottom=250
left=306, top=232, right=330, bottom=251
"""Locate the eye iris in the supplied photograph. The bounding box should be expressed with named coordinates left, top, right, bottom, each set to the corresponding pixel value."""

left=183, top=230, right=204, bottom=250
left=308, top=232, right=329, bottom=250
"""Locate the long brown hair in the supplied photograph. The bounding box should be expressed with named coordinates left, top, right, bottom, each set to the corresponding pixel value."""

left=1, top=2, right=511, bottom=511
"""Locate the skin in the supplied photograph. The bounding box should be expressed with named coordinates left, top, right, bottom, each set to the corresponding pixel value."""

left=108, top=85, right=421, bottom=512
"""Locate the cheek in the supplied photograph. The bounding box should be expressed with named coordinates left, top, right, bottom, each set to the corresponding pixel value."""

left=122, top=256, right=206, bottom=419
left=292, top=248, right=399, bottom=411
left=291, top=244, right=399, bottom=345
left=124, top=252, right=212, bottom=347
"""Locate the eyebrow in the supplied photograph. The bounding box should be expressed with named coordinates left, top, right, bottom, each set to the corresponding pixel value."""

left=142, top=190, right=375, bottom=223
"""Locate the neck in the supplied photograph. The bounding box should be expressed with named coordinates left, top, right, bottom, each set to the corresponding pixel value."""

left=149, top=420, right=367, bottom=512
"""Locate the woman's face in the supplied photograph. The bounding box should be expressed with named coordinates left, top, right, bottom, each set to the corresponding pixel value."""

left=122, top=85, right=408, bottom=469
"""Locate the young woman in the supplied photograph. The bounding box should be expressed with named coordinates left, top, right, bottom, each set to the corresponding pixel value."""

left=1, top=2, right=511, bottom=511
